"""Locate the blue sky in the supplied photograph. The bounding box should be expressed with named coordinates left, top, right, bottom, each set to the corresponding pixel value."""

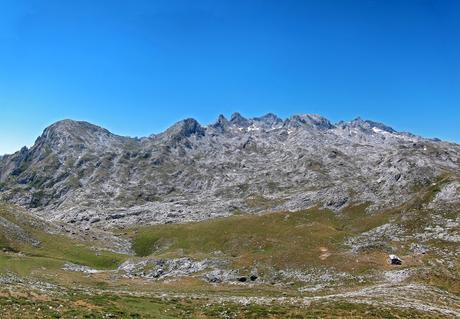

left=0, top=0, right=459, bottom=154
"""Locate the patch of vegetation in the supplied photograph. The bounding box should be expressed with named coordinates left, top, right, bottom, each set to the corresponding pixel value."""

left=0, top=254, right=64, bottom=276
left=0, top=204, right=126, bottom=270
left=245, top=194, right=286, bottom=210
left=30, top=233, right=124, bottom=269
left=130, top=205, right=396, bottom=273
left=0, top=234, right=13, bottom=251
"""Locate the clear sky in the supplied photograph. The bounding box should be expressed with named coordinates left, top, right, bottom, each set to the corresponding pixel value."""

left=1, top=0, right=459, bottom=155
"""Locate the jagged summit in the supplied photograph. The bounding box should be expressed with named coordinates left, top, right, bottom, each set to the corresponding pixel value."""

left=229, top=112, right=250, bottom=127
left=284, top=114, right=335, bottom=130
left=209, top=114, right=229, bottom=132
left=36, top=113, right=404, bottom=142
left=163, top=118, right=205, bottom=140
left=209, top=112, right=336, bottom=132
left=337, top=117, right=396, bottom=134
left=253, top=112, right=283, bottom=126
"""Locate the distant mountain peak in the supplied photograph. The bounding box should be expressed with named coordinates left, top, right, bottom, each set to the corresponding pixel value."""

left=37, top=119, right=116, bottom=149
left=285, top=114, right=335, bottom=130
left=210, top=114, right=230, bottom=132
left=217, top=114, right=228, bottom=123
left=253, top=113, right=283, bottom=126
left=41, top=119, right=112, bottom=139
left=45, top=119, right=106, bottom=131
left=230, top=112, right=250, bottom=127
left=164, top=118, right=205, bottom=139
left=339, top=117, right=396, bottom=133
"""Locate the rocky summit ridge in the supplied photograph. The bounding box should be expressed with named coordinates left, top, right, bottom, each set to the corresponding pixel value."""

left=0, top=113, right=459, bottom=229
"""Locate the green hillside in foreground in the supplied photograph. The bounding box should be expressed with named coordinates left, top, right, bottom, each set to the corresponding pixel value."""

left=130, top=205, right=394, bottom=271
left=0, top=203, right=126, bottom=274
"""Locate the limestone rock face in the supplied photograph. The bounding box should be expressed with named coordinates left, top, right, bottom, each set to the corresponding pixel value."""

left=1, top=113, right=459, bottom=228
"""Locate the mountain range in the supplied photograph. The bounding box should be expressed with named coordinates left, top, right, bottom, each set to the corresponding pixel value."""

left=1, top=113, right=459, bottom=229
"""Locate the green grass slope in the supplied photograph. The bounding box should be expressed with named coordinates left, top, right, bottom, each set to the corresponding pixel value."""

left=0, top=203, right=127, bottom=273
left=129, top=204, right=399, bottom=274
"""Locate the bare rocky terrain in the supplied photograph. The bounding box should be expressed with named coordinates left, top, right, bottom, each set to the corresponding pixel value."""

left=1, top=113, right=459, bottom=228
left=0, top=113, right=459, bottom=318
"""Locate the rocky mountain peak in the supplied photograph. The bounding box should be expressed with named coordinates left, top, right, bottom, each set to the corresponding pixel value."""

left=38, top=119, right=115, bottom=148
left=210, top=114, right=230, bottom=132
left=253, top=113, right=283, bottom=127
left=338, top=117, right=396, bottom=134
left=229, top=112, right=250, bottom=127
left=285, top=114, right=335, bottom=130
left=164, top=118, right=205, bottom=139
left=43, top=119, right=110, bottom=136
left=216, top=114, right=228, bottom=123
